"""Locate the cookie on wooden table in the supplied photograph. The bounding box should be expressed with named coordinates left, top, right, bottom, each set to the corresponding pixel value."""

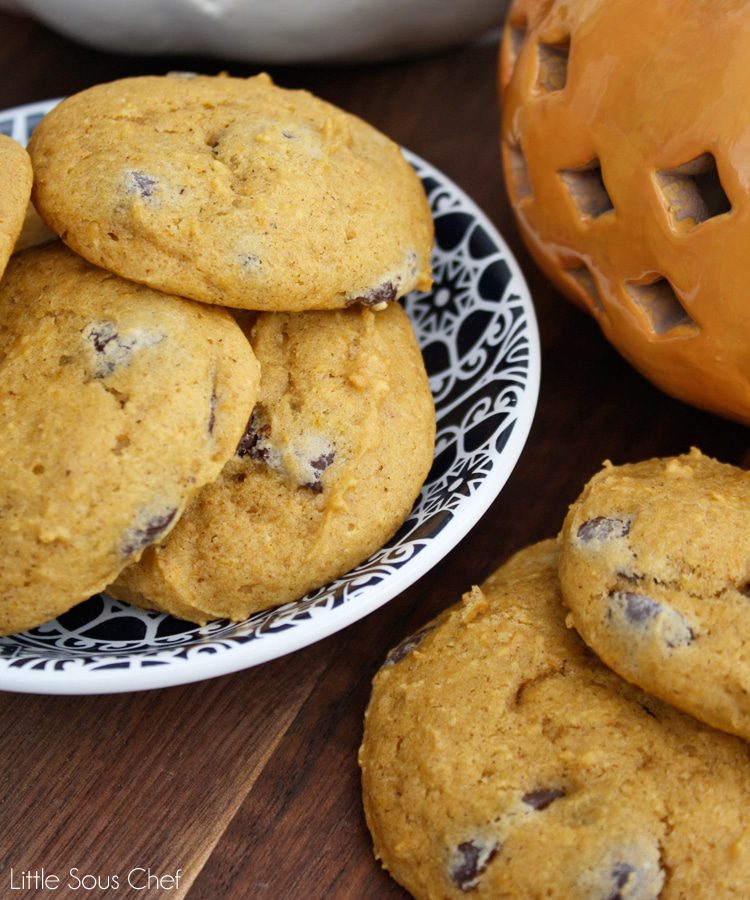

left=0, top=135, right=32, bottom=278
left=558, top=448, right=750, bottom=741
left=360, top=540, right=750, bottom=898
left=28, top=73, right=434, bottom=312
left=0, top=243, right=259, bottom=635
left=111, top=302, right=435, bottom=623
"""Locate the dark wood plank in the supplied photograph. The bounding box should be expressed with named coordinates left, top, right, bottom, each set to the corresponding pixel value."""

left=0, top=649, right=328, bottom=898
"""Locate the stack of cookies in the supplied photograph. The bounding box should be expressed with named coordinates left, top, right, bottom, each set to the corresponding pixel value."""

left=361, top=449, right=750, bottom=897
left=0, top=73, right=436, bottom=636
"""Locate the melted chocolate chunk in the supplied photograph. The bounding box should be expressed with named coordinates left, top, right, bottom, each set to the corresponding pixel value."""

left=522, top=787, right=565, bottom=811
left=620, top=592, right=661, bottom=624
left=127, top=171, right=158, bottom=199
left=122, top=508, right=177, bottom=557
left=346, top=280, right=399, bottom=308
left=88, top=321, right=118, bottom=353
left=606, top=862, right=637, bottom=900
left=385, top=625, right=436, bottom=666
left=236, top=410, right=271, bottom=461
left=82, top=321, right=163, bottom=379
left=83, top=321, right=137, bottom=378
left=608, top=591, right=694, bottom=648
left=304, top=450, right=336, bottom=493
left=577, top=516, right=631, bottom=543
left=449, top=839, right=499, bottom=892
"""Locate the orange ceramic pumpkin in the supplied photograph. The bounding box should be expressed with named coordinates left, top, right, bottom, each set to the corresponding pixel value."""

left=500, top=0, right=750, bottom=424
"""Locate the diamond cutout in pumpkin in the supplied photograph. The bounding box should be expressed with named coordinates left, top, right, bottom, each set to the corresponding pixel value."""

left=567, top=264, right=604, bottom=313
left=655, top=152, right=731, bottom=231
left=560, top=159, right=613, bottom=220
left=506, top=142, right=532, bottom=201
left=537, top=38, right=570, bottom=92
left=625, top=277, right=697, bottom=335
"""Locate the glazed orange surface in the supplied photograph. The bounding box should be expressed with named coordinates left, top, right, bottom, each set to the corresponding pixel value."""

left=500, top=0, right=750, bottom=423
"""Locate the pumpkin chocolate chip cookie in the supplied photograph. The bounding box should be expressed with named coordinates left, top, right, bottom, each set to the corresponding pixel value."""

left=360, top=540, right=750, bottom=898
left=28, top=73, right=434, bottom=312
left=0, top=134, right=33, bottom=278
left=558, top=447, right=750, bottom=741
left=0, top=243, right=259, bottom=635
left=111, top=301, right=435, bottom=623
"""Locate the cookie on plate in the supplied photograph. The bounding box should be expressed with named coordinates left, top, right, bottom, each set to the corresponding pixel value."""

left=0, top=135, right=33, bottom=278
left=111, top=302, right=435, bottom=623
left=360, top=540, right=750, bottom=898
left=28, top=73, right=434, bottom=312
left=558, top=448, right=750, bottom=741
left=13, top=202, right=57, bottom=254
left=0, top=243, right=260, bottom=635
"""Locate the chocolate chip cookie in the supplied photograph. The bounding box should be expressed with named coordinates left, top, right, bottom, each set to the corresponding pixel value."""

left=28, top=73, right=433, bottom=312
left=0, top=134, right=32, bottom=278
left=0, top=243, right=259, bottom=635
left=360, top=540, right=750, bottom=898
left=558, top=448, right=750, bottom=740
left=111, top=302, right=435, bottom=623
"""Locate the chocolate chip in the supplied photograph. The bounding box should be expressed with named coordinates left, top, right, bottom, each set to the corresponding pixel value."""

left=236, top=409, right=271, bottom=461
left=87, top=321, right=118, bottom=354
left=522, top=787, right=565, bottom=810
left=620, top=592, right=661, bottom=625
left=304, top=450, right=335, bottom=493
left=385, top=625, right=436, bottom=666
left=310, top=452, right=335, bottom=472
left=346, top=280, right=399, bottom=309
left=127, top=171, right=158, bottom=199
left=449, top=839, right=500, bottom=892
left=83, top=321, right=136, bottom=378
left=608, top=591, right=694, bottom=648
left=577, top=516, right=631, bottom=543
left=121, top=508, right=177, bottom=557
left=606, top=862, right=637, bottom=900
left=82, top=321, right=163, bottom=379
left=240, top=254, right=261, bottom=271
left=586, top=851, right=666, bottom=900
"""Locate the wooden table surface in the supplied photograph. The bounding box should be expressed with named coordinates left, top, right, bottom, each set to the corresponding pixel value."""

left=0, top=11, right=747, bottom=900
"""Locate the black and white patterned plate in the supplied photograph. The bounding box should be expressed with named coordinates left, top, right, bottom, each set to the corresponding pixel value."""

left=0, top=99, right=540, bottom=694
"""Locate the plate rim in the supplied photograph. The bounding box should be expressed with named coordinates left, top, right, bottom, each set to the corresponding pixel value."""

left=0, top=97, right=540, bottom=694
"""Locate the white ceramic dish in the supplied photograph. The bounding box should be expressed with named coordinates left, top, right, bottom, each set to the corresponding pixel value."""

left=0, top=0, right=505, bottom=63
left=0, top=99, right=540, bottom=695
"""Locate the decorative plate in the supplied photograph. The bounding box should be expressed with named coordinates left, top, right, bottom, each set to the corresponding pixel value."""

left=0, top=99, right=540, bottom=695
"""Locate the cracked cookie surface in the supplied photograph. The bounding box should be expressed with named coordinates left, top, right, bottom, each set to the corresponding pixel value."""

left=28, top=73, right=434, bottom=312
left=559, top=448, right=750, bottom=740
left=111, top=302, right=435, bottom=623
left=0, top=134, right=32, bottom=280
left=360, top=540, right=750, bottom=898
left=0, top=243, right=259, bottom=635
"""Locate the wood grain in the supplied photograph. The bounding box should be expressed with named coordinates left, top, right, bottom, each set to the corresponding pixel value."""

left=0, top=11, right=748, bottom=899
